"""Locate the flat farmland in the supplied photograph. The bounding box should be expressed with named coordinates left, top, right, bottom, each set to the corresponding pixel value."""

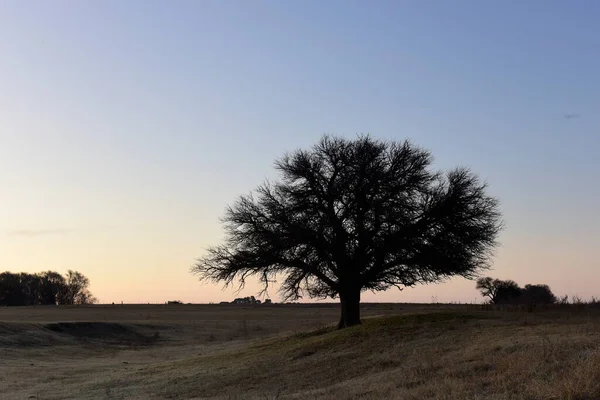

left=2, top=303, right=600, bottom=399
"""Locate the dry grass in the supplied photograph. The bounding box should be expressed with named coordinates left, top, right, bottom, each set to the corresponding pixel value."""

left=2, top=303, right=600, bottom=399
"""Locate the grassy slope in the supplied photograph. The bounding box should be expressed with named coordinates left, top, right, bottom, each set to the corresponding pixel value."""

left=55, top=311, right=600, bottom=399
left=3, top=307, right=600, bottom=399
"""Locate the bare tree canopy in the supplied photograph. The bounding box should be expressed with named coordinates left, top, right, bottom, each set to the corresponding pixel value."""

left=58, top=270, right=97, bottom=305
left=193, top=135, right=503, bottom=328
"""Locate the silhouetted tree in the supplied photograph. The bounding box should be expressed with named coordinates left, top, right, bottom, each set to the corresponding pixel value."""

left=0, top=272, right=26, bottom=306
left=476, top=277, right=498, bottom=303
left=193, top=135, right=503, bottom=328
left=38, top=271, right=66, bottom=305
left=477, top=278, right=557, bottom=306
left=476, top=277, right=522, bottom=304
left=521, top=284, right=556, bottom=305
left=0, top=272, right=41, bottom=305
left=496, top=281, right=523, bottom=304
left=18, top=273, right=40, bottom=305
left=58, top=270, right=97, bottom=305
left=0, top=270, right=96, bottom=306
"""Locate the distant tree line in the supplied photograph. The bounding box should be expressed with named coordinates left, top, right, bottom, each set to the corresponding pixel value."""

left=219, top=296, right=272, bottom=305
left=0, top=270, right=97, bottom=306
left=232, top=296, right=261, bottom=304
left=476, top=277, right=557, bottom=305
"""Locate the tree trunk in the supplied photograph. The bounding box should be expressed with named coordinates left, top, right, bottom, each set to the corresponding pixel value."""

left=338, top=289, right=361, bottom=329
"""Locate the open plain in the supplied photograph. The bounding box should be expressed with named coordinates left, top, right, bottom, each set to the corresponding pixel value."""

left=2, top=303, right=600, bottom=400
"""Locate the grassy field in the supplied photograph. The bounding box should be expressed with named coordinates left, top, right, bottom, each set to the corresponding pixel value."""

left=1, top=303, right=600, bottom=400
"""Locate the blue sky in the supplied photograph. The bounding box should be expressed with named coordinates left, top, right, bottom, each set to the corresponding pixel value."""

left=1, top=1, right=598, bottom=303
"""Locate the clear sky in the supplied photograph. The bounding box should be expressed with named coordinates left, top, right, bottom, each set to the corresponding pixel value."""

left=1, top=1, right=598, bottom=304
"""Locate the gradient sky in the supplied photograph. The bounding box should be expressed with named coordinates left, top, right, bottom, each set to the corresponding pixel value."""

left=1, top=1, right=598, bottom=304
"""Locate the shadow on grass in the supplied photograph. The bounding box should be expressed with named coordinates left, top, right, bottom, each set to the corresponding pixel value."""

left=45, top=322, right=161, bottom=346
